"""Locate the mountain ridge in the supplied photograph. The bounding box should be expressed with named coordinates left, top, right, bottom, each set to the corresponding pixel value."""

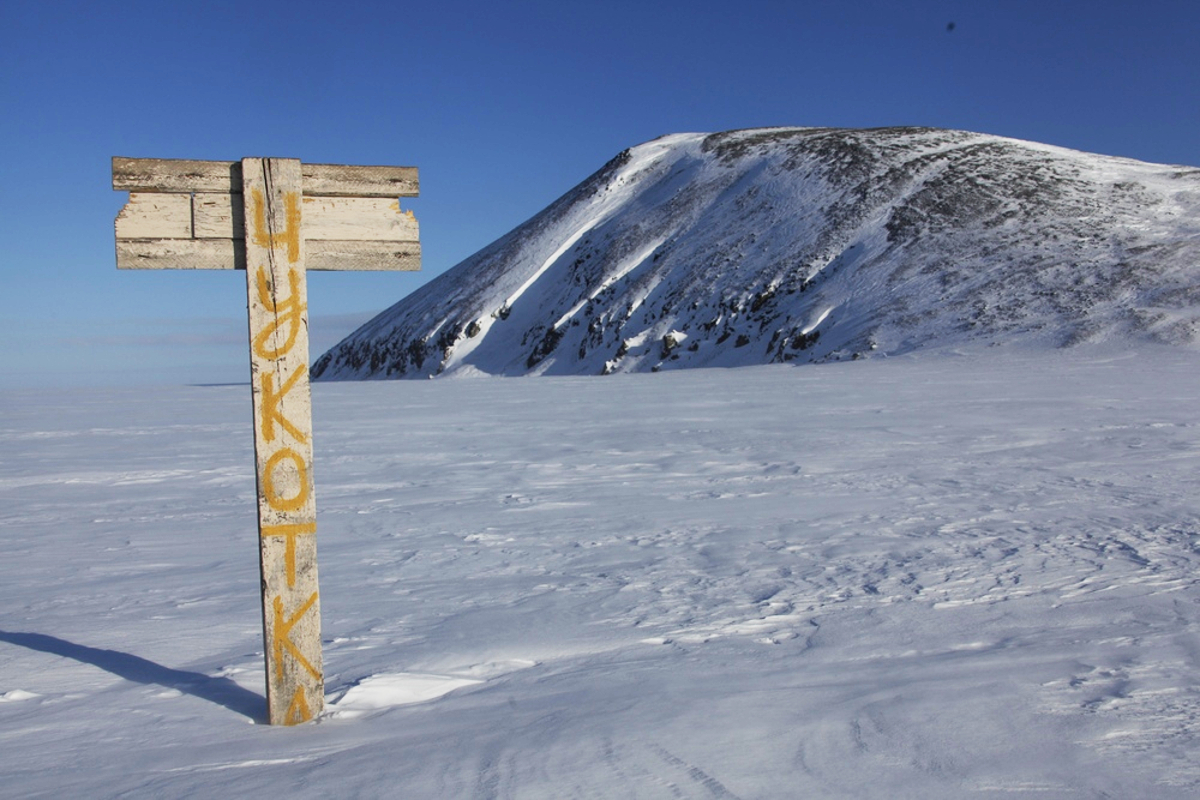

left=312, top=126, right=1200, bottom=380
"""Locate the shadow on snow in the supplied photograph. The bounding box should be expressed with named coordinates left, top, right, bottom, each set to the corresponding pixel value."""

left=0, top=630, right=266, bottom=723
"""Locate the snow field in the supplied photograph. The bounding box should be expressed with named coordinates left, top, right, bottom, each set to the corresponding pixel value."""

left=1, top=345, right=1199, bottom=797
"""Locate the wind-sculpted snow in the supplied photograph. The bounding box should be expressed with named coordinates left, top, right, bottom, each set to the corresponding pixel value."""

left=3, top=348, right=1200, bottom=796
left=313, top=127, right=1200, bottom=380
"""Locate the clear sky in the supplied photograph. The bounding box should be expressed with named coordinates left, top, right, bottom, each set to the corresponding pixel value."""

left=2, top=0, right=1198, bottom=387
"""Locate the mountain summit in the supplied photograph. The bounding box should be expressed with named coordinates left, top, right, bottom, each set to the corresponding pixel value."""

left=313, top=127, right=1200, bottom=380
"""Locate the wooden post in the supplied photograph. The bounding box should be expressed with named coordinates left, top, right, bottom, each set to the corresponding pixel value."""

left=112, top=156, right=420, bottom=725
left=242, top=158, right=322, bottom=724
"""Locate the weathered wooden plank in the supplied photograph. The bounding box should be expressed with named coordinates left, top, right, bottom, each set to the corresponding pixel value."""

left=114, top=193, right=193, bottom=240
left=308, top=240, right=422, bottom=271
left=302, top=196, right=420, bottom=241
left=114, top=157, right=419, bottom=197
left=301, top=163, right=419, bottom=197
left=115, top=238, right=419, bottom=271
left=243, top=157, right=324, bottom=726
left=116, top=238, right=245, bottom=270
left=113, top=157, right=240, bottom=194
left=192, top=192, right=245, bottom=239
left=190, top=194, right=418, bottom=242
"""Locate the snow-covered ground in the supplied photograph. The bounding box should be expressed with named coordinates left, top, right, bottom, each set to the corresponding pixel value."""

left=3, top=345, right=1199, bottom=798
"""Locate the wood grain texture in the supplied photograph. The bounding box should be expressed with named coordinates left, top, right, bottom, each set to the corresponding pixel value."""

left=114, top=193, right=192, bottom=239
left=186, top=194, right=419, bottom=243
left=308, top=240, right=422, bottom=271
left=115, top=238, right=245, bottom=270
left=242, top=157, right=324, bottom=726
left=300, top=163, right=419, bottom=197
left=115, top=239, right=419, bottom=271
left=192, top=192, right=246, bottom=239
left=301, top=196, right=420, bottom=241
left=112, top=157, right=241, bottom=194
left=114, top=157, right=418, bottom=197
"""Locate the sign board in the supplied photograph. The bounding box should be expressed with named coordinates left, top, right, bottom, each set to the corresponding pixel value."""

left=113, top=156, right=419, bottom=725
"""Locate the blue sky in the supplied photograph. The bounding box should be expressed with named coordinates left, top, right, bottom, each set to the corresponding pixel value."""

left=2, top=0, right=1198, bottom=386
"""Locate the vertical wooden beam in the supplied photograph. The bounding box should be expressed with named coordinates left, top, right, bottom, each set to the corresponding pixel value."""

left=242, top=157, right=324, bottom=725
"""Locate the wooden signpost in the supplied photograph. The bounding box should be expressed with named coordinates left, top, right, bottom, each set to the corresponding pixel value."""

left=113, top=156, right=420, bottom=725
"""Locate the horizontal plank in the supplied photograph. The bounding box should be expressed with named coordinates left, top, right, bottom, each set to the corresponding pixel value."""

left=192, top=193, right=245, bottom=239
left=115, top=192, right=192, bottom=239
left=113, top=157, right=419, bottom=197
left=301, top=196, right=420, bottom=241
left=117, top=238, right=245, bottom=271
left=117, top=239, right=419, bottom=271
left=301, top=164, right=419, bottom=198
left=308, top=240, right=421, bottom=271
left=113, top=157, right=241, bottom=194
left=184, top=194, right=419, bottom=242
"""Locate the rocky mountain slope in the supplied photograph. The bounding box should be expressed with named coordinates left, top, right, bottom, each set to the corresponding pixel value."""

left=312, top=127, right=1200, bottom=380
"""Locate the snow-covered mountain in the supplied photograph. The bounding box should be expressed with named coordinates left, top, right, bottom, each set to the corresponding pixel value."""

left=312, top=127, right=1200, bottom=380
